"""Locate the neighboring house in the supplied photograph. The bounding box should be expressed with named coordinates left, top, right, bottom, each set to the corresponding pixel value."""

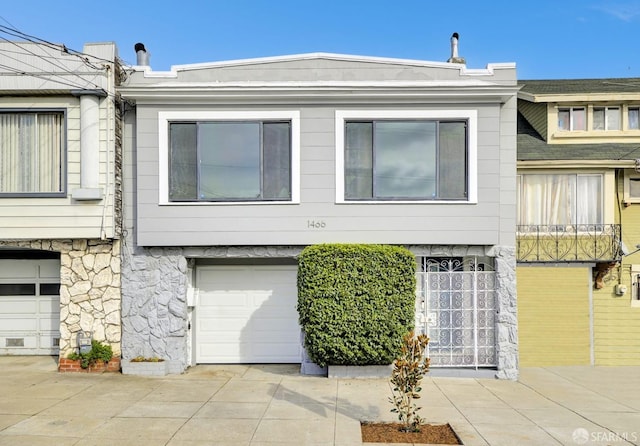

left=118, top=39, right=519, bottom=378
left=517, top=78, right=640, bottom=366
left=0, top=42, right=123, bottom=363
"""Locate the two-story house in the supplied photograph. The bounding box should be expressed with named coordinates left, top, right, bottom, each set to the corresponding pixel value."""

left=517, top=78, right=640, bottom=366
left=0, top=41, right=123, bottom=364
left=119, top=40, right=520, bottom=377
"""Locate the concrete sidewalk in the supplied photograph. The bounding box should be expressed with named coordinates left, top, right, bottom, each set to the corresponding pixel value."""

left=0, top=357, right=638, bottom=445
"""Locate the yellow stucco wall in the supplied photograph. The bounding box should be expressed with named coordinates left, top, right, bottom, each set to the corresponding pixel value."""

left=517, top=266, right=591, bottom=366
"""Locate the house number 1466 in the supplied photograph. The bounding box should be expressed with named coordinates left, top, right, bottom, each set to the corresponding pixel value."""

left=307, top=220, right=326, bottom=229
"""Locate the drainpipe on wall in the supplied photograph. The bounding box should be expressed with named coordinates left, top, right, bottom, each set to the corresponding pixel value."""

left=71, top=89, right=107, bottom=201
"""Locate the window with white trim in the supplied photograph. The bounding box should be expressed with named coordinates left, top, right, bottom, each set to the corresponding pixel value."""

left=517, top=173, right=603, bottom=226
left=558, top=107, right=586, bottom=131
left=336, top=110, right=477, bottom=203
left=159, top=111, right=300, bottom=204
left=593, top=106, right=621, bottom=131
left=0, top=111, right=65, bottom=196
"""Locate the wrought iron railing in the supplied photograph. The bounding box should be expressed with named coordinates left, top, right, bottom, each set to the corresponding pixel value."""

left=517, top=224, right=622, bottom=263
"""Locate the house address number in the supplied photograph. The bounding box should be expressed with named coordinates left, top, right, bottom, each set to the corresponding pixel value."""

left=307, top=220, right=326, bottom=229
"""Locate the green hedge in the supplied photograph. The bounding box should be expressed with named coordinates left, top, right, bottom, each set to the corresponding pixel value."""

left=297, top=244, right=416, bottom=367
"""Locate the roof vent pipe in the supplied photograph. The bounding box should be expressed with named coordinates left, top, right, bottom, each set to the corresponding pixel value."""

left=135, top=42, right=149, bottom=66
left=447, top=33, right=466, bottom=64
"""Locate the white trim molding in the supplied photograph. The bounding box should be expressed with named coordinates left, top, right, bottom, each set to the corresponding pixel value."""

left=335, top=109, right=478, bottom=204
left=158, top=110, right=300, bottom=205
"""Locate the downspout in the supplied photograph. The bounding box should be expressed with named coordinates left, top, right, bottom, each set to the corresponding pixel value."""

left=71, top=89, right=107, bottom=201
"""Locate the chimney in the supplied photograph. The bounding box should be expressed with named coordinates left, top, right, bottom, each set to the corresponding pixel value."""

left=447, top=33, right=466, bottom=64
left=135, top=42, right=149, bottom=66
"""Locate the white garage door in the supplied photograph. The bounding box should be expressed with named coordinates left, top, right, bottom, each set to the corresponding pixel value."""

left=0, top=259, right=60, bottom=355
left=196, top=265, right=300, bottom=363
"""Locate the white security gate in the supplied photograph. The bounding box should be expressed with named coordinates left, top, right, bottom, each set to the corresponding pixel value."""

left=0, top=259, right=61, bottom=355
left=195, top=265, right=300, bottom=363
left=416, top=257, right=496, bottom=368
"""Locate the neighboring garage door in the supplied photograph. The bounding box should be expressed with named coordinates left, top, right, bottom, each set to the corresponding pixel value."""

left=195, top=265, right=300, bottom=363
left=517, top=266, right=591, bottom=366
left=0, top=259, right=61, bottom=355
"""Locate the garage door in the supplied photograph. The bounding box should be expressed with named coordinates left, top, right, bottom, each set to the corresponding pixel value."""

left=0, top=259, right=60, bottom=355
left=517, top=266, right=591, bottom=366
left=195, top=265, right=300, bottom=363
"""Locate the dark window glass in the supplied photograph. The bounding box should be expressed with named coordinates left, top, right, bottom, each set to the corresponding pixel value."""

left=0, top=284, right=36, bottom=295
left=345, top=120, right=467, bottom=200
left=169, top=121, right=291, bottom=202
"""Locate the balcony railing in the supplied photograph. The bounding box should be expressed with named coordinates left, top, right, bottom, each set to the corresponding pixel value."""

left=517, top=224, right=622, bottom=263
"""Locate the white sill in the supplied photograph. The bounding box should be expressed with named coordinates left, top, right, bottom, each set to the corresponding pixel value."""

left=631, top=299, right=640, bottom=308
left=336, top=200, right=476, bottom=205
left=159, top=200, right=299, bottom=206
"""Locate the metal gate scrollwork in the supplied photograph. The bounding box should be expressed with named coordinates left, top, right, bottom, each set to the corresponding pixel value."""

left=415, top=257, right=497, bottom=368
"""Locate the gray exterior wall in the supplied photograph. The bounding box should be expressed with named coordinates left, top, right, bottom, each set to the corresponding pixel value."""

left=121, top=56, right=518, bottom=248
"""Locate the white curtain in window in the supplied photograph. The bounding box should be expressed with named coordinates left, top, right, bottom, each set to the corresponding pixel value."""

left=0, top=113, right=61, bottom=193
left=518, top=174, right=602, bottom=226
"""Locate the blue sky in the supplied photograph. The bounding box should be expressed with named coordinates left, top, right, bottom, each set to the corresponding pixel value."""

left=2, top=0, right=640, bottom=79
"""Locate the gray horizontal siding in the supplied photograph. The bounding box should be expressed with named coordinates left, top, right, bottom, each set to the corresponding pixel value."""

left=131, top=91, right=514, bottom=247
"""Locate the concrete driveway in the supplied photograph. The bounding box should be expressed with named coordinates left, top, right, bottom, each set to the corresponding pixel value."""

left=0, top=356, right=638, bottom=445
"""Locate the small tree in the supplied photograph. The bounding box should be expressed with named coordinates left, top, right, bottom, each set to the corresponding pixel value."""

left=389, top=331, right=430, bottom=432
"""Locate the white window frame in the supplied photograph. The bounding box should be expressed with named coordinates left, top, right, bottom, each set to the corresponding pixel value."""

left=335, top=110, right=477, bottom=204
left=0, top=109, right=67, bottom=197
left=593, top=106, right=621, bottom=131
left=630, top=265, right=640, bottom=307
left=557, top=107, right=586, bottom=131
left=158, top=111, right=300, bottom=205
left=623, top=171, right=640, bottom=204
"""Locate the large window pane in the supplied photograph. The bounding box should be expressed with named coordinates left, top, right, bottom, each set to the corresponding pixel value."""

left=199, top=122, right=260, bottom=200
left=0, top=112, right=63, bottom=194
left=344, top=119, right=467, bottom=200
left=374, top=121, right=435, bottom=198
left=169, top=120, right=292, bottom=202
left=169, top=123, right=197, bottom=200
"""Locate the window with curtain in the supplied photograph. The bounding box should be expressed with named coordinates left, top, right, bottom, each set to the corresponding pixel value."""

left=628, top=108, right=639, bottom=130
left=169, top=120, right=291, bottom=201
left=0, top=111, right=64, bottom=195
left=557, top=107, right=586, bottom=131
left=593, top=107, right=621, bottom=130
left=344, top=120, right=467, bottom=200
left=517, top=173, right=603, bottom=226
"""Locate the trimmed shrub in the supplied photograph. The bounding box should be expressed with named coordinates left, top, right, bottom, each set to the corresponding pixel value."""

left=297, top=244, right=416, bottom=367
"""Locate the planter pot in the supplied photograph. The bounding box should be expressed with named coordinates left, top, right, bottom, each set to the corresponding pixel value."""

left=121, top=359, right=168, bottom=376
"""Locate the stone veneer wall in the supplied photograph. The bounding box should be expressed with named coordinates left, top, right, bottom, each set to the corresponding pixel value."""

left=0, top=239, right=121, bottom=357
left=122, top=242, right=518, bottom=378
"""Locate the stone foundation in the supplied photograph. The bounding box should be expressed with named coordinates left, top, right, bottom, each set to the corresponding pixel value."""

left=0, top=239, right=122, bottom=358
